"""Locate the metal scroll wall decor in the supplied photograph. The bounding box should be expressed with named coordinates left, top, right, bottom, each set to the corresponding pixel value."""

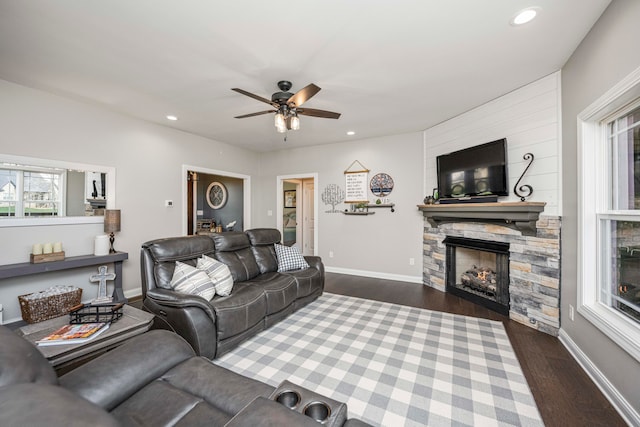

left=513, top=153, right=534, bottom=201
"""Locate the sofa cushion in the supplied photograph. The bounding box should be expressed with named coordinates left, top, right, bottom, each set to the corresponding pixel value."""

left=210, top=283, right=266, bottom=340
left=281, top=265, right=324, bottom=299
left=143, top=235, right=216, bottom=290
left=212, top=232, right=261, bottom=282
left=274, top=243, right=310, bottom=272
left=0, top=325, right=58, bottom=387
left=170, top=261, right=216, bottom=300
left=247, top=228, right=282, bottom=274
left=246, top=272, right=297, bottom=315
left=197, top=255, right=234, bottom=296
left=246, top=228, right=281, bottom=246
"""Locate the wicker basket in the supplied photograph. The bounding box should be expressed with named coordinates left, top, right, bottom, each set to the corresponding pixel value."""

left=18, top=288, right=82, bottom=324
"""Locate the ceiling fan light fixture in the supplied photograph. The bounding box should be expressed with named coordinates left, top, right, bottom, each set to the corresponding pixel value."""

left=290, top=113, right=300, bottom=131
left=274, top=111, right=285, bottom=129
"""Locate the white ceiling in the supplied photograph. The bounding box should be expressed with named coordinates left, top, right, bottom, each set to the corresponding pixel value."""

left=0, top=1, right=611, bottom=152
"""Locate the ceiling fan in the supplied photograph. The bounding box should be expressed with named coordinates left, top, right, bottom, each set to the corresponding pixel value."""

left=232, top=81, right=341, bottom=133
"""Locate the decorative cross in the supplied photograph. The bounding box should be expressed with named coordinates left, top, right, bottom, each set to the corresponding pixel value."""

left=90, top=265, right=116, bottom=304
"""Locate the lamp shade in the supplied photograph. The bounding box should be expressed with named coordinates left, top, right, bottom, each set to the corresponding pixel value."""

left=104, top=209, right=121, bottom=233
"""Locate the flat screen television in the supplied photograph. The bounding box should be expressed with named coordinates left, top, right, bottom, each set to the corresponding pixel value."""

left=436, top=138, right=508, bottom=199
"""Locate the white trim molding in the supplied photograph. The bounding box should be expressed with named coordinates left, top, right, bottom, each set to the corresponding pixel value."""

left=559, top=329, right=640, bottom=426
left=325, top=266, right=422, bottom=284
left=577, top=64, right=640, bottom=363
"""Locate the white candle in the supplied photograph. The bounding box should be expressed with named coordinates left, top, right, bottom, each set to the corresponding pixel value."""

left=94, top=235, right=110, bottom=256
left=53, top=242, right=63, bottom=253
left=42, top=243, right=53, bottom=254
left=32, top=243, right=43, bottom=255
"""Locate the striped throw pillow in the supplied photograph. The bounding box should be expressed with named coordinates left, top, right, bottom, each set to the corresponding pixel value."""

left=274, top=243, right=309, bottom=272
left=197, top=255, right=234, bottom=297
left=170, top=261, right=216, bottom=300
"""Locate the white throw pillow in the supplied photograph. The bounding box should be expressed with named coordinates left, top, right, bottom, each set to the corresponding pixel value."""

left=197, top=255, right=234, bottom=297
left=170, top=261, right=216, bottom=300
left=274, top=243, right=310, bottom=272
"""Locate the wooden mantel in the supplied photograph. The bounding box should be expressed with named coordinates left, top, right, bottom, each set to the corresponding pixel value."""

left=418, top=202, right=546, bottom=236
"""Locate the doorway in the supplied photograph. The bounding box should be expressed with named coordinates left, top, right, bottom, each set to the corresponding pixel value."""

left=277, top=173, right=318, bottom=256
left=182, top=165, right=251, bottom=236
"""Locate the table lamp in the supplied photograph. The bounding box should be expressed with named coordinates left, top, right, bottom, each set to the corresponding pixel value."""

left=104, top=209, right=121, bottom=253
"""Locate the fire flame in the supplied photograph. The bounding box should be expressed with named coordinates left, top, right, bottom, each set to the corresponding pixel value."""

left=477, top=271, right=488, bottom=282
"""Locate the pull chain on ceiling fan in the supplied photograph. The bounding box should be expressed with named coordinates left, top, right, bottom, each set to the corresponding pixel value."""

left=232, top=81, right=341, bottom=133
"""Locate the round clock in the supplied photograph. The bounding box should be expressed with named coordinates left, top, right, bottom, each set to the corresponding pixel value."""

left=370, top=173, right=394, bottom=197
left=206, top=181, right=227, bottom=209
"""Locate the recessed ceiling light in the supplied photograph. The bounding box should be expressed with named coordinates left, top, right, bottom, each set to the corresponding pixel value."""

left=347, top=131, right=355, bottom=136
left=511, top=8, right=538, bottom=26
left=166, top=115, right=178, bottom=121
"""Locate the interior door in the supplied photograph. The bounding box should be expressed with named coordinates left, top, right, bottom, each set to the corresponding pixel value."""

left=302, top=179, right=315, bottom=256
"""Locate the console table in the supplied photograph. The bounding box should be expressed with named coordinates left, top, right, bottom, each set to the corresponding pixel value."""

left=0, top=252, right=129, bottom=303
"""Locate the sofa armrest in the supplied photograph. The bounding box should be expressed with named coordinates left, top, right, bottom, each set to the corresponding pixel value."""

left=146, top=288, right=217, bottom=323
left=304, top=255, right=324, bottom=273
left=0, top=383, right=120, bottom=427
left=59, top=329, right=195, bottom=411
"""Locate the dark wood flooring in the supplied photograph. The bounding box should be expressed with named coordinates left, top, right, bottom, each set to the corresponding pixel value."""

left=324, top=272, right=626, bottom=427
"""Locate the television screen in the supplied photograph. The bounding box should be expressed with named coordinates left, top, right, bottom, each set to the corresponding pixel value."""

left=436, top=138, right=508, bottom=198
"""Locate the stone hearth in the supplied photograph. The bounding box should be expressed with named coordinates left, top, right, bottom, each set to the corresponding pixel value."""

left=420, top=206, right=560, bottom=336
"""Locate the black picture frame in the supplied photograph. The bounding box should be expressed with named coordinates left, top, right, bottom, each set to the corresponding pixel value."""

left=284, top=190, right=296, bottom=208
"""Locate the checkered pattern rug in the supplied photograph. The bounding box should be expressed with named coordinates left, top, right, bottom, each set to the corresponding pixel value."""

left=214, top=293, right=544, bottom=427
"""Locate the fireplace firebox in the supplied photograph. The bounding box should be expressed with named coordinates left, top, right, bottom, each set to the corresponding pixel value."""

left=443, top=236, right=510, bottom=315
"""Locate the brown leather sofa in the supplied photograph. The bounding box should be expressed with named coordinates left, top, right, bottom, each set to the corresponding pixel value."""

left=0, top=326, right=371, bottom=426
left=140, top=228, right=324, bottom=359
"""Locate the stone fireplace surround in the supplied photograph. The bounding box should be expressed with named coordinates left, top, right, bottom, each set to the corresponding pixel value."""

left=420, top=203, right=560, bottom=336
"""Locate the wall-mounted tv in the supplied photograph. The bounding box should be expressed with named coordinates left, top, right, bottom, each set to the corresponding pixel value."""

left=436, top=138, right=508, bottom=199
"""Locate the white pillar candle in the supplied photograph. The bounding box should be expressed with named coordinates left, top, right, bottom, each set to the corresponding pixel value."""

left=42, top=243, right=53, bottom=254
left=32, top=243, right=43, bottom=255
left=94, top=235, right=110, bottom=256
left=53, top=242, right=63, bottom=253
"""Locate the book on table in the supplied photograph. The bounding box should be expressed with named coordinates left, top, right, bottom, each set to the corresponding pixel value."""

left=36, top=322, right=109, bottom=346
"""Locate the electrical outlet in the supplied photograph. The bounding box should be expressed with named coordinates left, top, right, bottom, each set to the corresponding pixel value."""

left=267, top=210, right=273, bottom=216
left=329, top=251, right=334, bottom=258
left=569, top=304, right=575, bottom=321
left=409, top=258, right=415, bottom=266
left=165, top=200, right=173, bottom=207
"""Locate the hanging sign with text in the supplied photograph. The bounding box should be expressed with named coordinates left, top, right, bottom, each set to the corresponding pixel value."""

left=345, top=171, right=369, bottom=203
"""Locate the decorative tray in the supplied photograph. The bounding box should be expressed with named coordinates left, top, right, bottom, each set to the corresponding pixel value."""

left=68, top=303, right=124, bottom=324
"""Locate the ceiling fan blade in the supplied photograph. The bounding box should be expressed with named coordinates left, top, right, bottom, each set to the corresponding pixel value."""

left=234, top=110, right=275, bottom=119
left=287, top=84, right=321, bottom=108
left=297, top=108, right=341, bottom=119
left=232, top=88, right=278, bottom=107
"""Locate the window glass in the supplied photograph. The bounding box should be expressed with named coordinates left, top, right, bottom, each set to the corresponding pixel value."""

left=0, top=169, right=17, bottom=216
left=607, top=220, right=640, bottom=323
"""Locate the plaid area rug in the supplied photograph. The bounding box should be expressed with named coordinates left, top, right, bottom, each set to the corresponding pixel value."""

left=214, top=293, right=544, bottom=427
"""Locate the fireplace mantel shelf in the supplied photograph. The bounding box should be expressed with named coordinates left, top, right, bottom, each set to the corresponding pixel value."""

left=418, top=202, right=546, bottom=236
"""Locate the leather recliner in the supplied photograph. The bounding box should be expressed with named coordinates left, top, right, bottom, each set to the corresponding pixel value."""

left=0, top=326, right=370, bottom=426
left=140, top=228, right=324, bottom=359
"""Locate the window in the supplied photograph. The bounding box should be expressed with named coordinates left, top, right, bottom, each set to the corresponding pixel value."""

left=579, top=66, right=640, bottom=362
left=0, top=166, right=65, bottom=217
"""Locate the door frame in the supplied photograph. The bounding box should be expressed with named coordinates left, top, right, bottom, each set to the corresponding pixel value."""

left=276, top=173, right=318, bottom=256
left=182, top=165, right=251, bottom=236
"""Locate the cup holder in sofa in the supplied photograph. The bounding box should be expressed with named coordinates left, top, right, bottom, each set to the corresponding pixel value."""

left=275, top=390, right=302, bottom=409
left=303, top=401, right=332, bottom=423
left=270, top=380, right=346, bottom=427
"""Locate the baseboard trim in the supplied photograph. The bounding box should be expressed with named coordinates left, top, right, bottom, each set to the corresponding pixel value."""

left=324, top=266, right=423, bottom=284
left=558, top=328, right=640, bottom=426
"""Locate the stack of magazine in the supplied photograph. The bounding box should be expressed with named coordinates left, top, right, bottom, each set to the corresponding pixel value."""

left=36, top=322, right=109, bottom=346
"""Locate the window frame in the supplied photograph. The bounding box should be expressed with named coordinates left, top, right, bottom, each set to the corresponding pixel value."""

left=578, top=66, right=640, bottom=363
left=0, top=155, right=115, bottom=227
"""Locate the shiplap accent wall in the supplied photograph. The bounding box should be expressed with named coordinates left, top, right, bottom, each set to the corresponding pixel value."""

left=424, top=72, right=562, bottom=216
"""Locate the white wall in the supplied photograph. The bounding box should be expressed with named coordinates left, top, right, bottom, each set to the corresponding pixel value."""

left=424, top=72, right=562, bottom=216
left=0, top=80, right=260, bottom=323
left=257, top=132, right=425, bottom=282
left=561, top=0, right=640, bottom=422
